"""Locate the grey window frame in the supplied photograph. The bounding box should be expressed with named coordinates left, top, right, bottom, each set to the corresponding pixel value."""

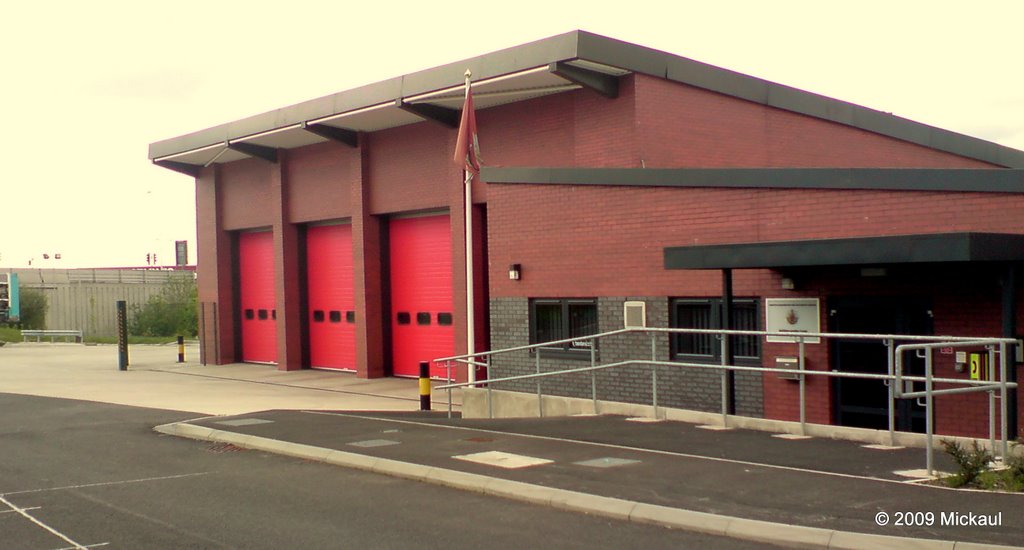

left=670, top=297, right=761, bottom=363
left=529, top=298, right=599, bottom=358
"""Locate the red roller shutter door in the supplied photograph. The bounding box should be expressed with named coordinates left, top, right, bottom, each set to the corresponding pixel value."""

left=307, top=224, right=355, bottom=370
left=389, top=215, right=454, bottom=378
left=239, top=231, right=277, bottom=364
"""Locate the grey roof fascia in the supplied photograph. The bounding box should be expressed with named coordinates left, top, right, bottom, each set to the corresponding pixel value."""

left=481, top=167, right=1024, bottom=193
left=663, top=232, right=1024, bottom=270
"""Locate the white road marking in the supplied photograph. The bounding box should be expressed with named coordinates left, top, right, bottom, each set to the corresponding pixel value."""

left=302, top=411, right=919, bottom=485
left=2, top=472, right=212, bottom=496
left=625, top=417, right=665, bottom=423
left=696, top=425, right=733, bottom=431
left=574, top=457, right=641, bottom=468
left=0, top=494, right=87, bottom=550
left=0, top=506, right=41, bottom=513
left=862, top=444, right=905, bottom=450
left=52, top=543, right=110, bottom=550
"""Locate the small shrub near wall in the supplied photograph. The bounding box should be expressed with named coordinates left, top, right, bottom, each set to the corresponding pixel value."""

left=129, top=277, right=197, bottom=337
left=18, top=289, right=48, bottom=330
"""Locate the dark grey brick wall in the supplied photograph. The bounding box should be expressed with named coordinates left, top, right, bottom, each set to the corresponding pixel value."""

left=488, top=297, right=763, bottom=417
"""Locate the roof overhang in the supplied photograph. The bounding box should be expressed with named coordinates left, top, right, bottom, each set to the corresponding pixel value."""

left=664, top=233, right=1024, bottom=270
left=150, top=30, right=1024, bottom=177
left=150, top=33, right=633, bottom=173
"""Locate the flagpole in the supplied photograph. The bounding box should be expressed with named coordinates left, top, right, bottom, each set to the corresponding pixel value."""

left=463, top=69, right=476, bottom=386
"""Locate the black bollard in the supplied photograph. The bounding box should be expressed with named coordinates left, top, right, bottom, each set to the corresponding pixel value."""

left=116, top=301, right=128, bottom=371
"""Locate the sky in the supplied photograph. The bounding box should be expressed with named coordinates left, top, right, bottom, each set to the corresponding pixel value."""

left=1, top=0, right=1022, bottom=269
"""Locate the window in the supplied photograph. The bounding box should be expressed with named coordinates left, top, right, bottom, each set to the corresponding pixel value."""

left=329, top=311, right=342, bottom=323
left=313, top=310, right=325, bottom=323
left=416, top=312, right=431, bottom=325
left=671, top=298, right=760, bottom=361
left=530, top=299, right=598, bottom=354
left=437, top=312, right=453, bottom=326
left=396, top=312, right=411, bottom=325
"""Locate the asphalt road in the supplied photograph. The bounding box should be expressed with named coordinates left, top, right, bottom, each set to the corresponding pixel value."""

left=0, top=393, right=776, bottom=549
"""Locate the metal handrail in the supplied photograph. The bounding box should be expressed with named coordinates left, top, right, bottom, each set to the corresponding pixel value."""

left=433, top=327, right=1017, bottom=476
left=433, top=327, right=1014, bottom=365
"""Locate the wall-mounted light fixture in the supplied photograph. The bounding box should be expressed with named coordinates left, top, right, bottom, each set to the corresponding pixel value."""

left=508, top=264, right=521, bottom=281
left=780, top=277, right=795, bottom=290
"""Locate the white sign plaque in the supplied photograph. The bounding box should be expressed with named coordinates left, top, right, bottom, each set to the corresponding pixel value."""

left=765, top=298, right=821, bottom=343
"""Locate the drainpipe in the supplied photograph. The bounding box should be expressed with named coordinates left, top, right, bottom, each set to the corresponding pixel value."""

left=1002, top=264, right=1018, bottom=436
left=722, top=269, right=736, bottom=415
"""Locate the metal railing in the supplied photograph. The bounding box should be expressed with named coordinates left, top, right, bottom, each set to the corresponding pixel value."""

left=434, top=328, right=1018, bottom=476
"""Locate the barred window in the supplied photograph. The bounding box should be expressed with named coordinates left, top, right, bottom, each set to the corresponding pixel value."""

left=671, top=298, right=760, bottom=361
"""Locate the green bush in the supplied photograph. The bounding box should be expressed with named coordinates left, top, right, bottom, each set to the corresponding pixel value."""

left=942, top=439, right=992, bottom=488
left=19, top=289, right=48, bottom=329
left=129, top=277, right=197, bottom=337
left=1007, top=440, right=1024, bottom=483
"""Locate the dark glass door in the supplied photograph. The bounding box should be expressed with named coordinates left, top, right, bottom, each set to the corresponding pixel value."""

left=830, top=297, right=932, bottom=433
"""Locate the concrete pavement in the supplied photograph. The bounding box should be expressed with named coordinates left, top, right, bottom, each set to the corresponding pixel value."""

left=0, top=342, right=454, bottom=415
left=2, top=343, right=1021, bottom=549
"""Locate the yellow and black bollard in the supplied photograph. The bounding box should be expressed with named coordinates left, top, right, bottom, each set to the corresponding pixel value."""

left=419, top=361, right=431, bottom=411
left=177, top=335, right=185, bottom=363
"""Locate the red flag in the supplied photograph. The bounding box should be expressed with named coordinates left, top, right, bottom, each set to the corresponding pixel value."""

left=454, top=81, right=481, bottom=174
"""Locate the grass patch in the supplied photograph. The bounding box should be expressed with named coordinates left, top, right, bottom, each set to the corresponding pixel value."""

left=941, top=439, right=1024, bottom=492
left=976, top=470, right=1024, bottom=492
left=0, top=326, right=21, bottom=342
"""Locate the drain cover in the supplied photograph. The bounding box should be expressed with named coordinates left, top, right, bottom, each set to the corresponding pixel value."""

left=207, top=443, right=244, bottom=453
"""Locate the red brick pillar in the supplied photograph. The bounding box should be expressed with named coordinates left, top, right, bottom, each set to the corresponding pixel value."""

left=271, top=150, right=304, bottom=371
left=195, top=164, right=237, bottom=364
left=353, top=134, right=386, bottom=378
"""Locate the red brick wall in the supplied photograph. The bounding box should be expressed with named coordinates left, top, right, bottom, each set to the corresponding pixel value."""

left=481, top=76, right=638, bottom=168
left=286, top=140, right=357, bottom=223
left=219, top=157, right=274, bottom=230
left=633, top=74, right=997, bottom=169
left=368, top=122, right=460, bottom=215
left=487, top=185, right=1024, bottom=298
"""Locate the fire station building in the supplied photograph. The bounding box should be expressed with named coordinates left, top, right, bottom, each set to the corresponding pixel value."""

left=150, top=31, right=1024, bottom=439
